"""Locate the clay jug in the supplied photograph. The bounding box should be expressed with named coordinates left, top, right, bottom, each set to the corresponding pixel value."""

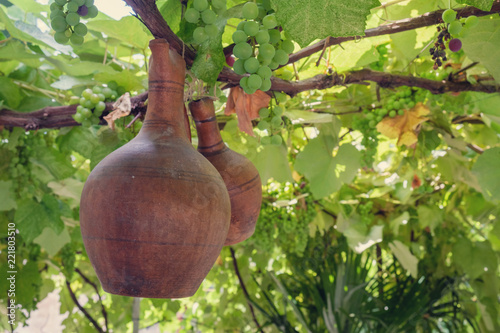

left=188, top=98, right=262, bottom=245
left=79, top=39, right=231, bottom=298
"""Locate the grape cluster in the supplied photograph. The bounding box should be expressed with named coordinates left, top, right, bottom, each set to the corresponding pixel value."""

left=251, top=182, right=316, bottom=256
left=73, top=82, right=124, bottom=128
left=257, top=104, right=285, bottom=145
left=184, top=0, right=227, bottom=44
left=3, top=130, right=47, bottom=200
left=50, top=0, right=98, bottom=45
left=231, top=2, right=294, bottom=94
left=431, top=9, right=479, bottom=68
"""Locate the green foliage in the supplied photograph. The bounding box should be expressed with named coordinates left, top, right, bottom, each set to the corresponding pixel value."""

left=1, top=0, right=500, bottom=332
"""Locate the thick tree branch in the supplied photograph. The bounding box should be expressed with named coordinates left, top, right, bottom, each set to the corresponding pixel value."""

left=288, top=3, right=500, bottom=65
left=1, top=71, right=499, bottom=129
left=66, top=280, right=105, bottom=333
left=122, top=0, right=196, bottom=64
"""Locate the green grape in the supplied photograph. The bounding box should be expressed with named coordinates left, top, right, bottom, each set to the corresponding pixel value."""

left=193, top=26, right=208, bottom=44
left=67, top=1, right=79, bottom=12
left=64, top=29, right=73, bottom=37
left=368, top=120, right=376, bottom=127
left=239, top=76, right=249, bottom=89
left=271, top=135, right=282, bottom=145
left=448, top=21, right=462, bottom=35
left=393, top=100, right=401, bottom=109
left=69, top=96, right=80, bottom=104
left=258, top=120, right=270, bottom=130
left=66, top=12, right=80, bottom=26
left=86, top=5, right=98, bottom=18
left=378, top=108, right=387, bottom=116
left=398, top=109, right=405, bottom=116
left=201, top=9, right=216, bottom=24
left=81, top=107, right=92, bottom=118
left=247, top=74, right=262, bottom=90
left=102, top=87, right=113, bottom=98
left=79, top=97, right=86, bottom=105
left=376, top=115, right=383, bottom=122
left=85, top=0, right=94, bottom=6
left=244, top=57, right=260, bottom=73
left=50, top=2, right=62, bottom=10
left=236, top=20, right=246, bottom=31
left=268, top=29, right=281, bottom=44
left=89, top=94, right=99, bottom=104
left=465, top=15, right=478, bottom=28
left=271, top=115, right=282, bottom=127
left=233, top=42, right=252, bottom=59
left=98, top=93, right=105, bottom=101
left=54, top=31, right=70, bottom=44
left=212, top=0, right=226, bottom=10
left=81, top=119, right=92, bottom=128
left=116, top=86, right=126, bottom=96
left=244, top=21, right=259, bottom=37
left=259, top=43, right=275, bottom=60
left=73, top=112, right=84, bottom=122
left=257, top=7, right=266, bottom=20
left=83, top=99, right=93, bottom=108
left=280, top=40, right=294, bottom=54
left=185, top=8, right=200, bottom=23
left=259, top=107, right=270, bottom=118
left=107, top=81, right=118, bottom=90
left=273, top=49, right=289, bottom=65
left=268, top=60, right=279, bottom=70
left=257, top=65, right=272, bottom=79
left=95, top=101, right=106, bottom=112
left=205, top=24, right=218, bottom=38
left=232, top=30, right=247, bottom=44
left=233, top=59, right=246, bottom=75
left=91, top=116, right=100, bottom=125
left=75, top=0, right=85, bottom=5
left=76, top=105, right=84, bottom=113
left=73, top=23, right=88, bottom=36
left=261, top=136, right=271, bottom=145
left=50, top=9, right=64, bottom=19
left=55, top=0, right=67, bottom=5
left=273, top=105, right=283, bottom=116
left=255, top=30, right=270, bottom=44
left=262, top=14, right=277, bottom=29
left=257, top=54, right=272, bottom=66
left=260, top=78, right=271, bottom=91
left=51, top=16, right=68, bottom=32
left=242, top=2, right=259, bottom=20
left=389, top=110, right=396, bottom=117
left=442, top=9, right=456, bottom=24
left=193, top=0, right=208, bottom=11
left=92, top=86, right=102, bottom=94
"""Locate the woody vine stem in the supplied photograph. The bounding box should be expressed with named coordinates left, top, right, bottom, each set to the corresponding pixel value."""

left=0, top=2, right=499, bottom=129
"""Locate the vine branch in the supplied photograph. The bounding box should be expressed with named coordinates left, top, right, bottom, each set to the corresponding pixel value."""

left=75, top=268, right=109, bottom=332
left=66, top=280, right=105, bottom=333
left=229, top=247, right=261, bottom=330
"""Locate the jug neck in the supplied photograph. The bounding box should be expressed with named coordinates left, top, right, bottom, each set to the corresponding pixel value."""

left=189, top=98, right=226, bottom=154
left=141, top=39, right=188, bottom=139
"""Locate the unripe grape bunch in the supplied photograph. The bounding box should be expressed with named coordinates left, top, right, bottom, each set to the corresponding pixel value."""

left=232, top=2, right=295, bottom=94
left=257, top=104, right=285, bottom=145
left=184, top=0, right=227, bottom=44
left=73, top=82, right=125, bottom=128
left=49, top=0, right=98, bottom=45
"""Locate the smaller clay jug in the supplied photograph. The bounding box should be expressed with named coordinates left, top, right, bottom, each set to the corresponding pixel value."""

left=189, top=98, right=262, bottom=245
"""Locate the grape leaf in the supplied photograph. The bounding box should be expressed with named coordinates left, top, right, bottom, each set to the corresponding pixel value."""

left=471, top=147, right=500, bottom=202
left=191, top=17, right=228, bottom=83
left=0, top=76, right=21, bottom=109
left=0, top=180, right=17, bottom=211
left=295, top=138, right=361, bottom=198
left=453, top=238, right=498, bottom=279
left=462, top=18, right=500, bottom=84
left=249, top=144, right=293, bottom=184
left=86, top=16, right=152, bottom=50
left=33, top=227, right=70, bottom=257
left=461, top=0, right=494, bottom=11
left=30, top=147, right=76, bottom=180
left=376, top=102, right=430, bottom=146
left=417, top=205, right=443, bottom=234
left=337, top=213, right=384, bottom=252
left=389, top=240, right=418, bottom=278
left=271, top=0, right=380, bottom=47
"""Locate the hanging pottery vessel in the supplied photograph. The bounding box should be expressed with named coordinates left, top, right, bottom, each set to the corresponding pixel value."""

left=188, top=98, right=262, bottom=245
left=80, top=39, right=231, bottom=298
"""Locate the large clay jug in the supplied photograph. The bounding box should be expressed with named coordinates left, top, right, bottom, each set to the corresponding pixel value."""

left=188, top=98, right=261, bottom=245
left=79, top=39, right=231, bottom=298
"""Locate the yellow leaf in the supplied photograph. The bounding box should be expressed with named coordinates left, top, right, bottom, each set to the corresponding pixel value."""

left=376, top=102, right=429, bottom=146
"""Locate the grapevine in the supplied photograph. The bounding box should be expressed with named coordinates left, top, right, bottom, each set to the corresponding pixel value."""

left=49, top=0, right=98, bottom=45
left=184, top=0, right=227, bottom=44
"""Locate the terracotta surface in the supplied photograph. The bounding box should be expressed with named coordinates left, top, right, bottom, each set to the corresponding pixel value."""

left=80, top=39, right=231, bottom=298
left=189, top=98, right=262, bottom=245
